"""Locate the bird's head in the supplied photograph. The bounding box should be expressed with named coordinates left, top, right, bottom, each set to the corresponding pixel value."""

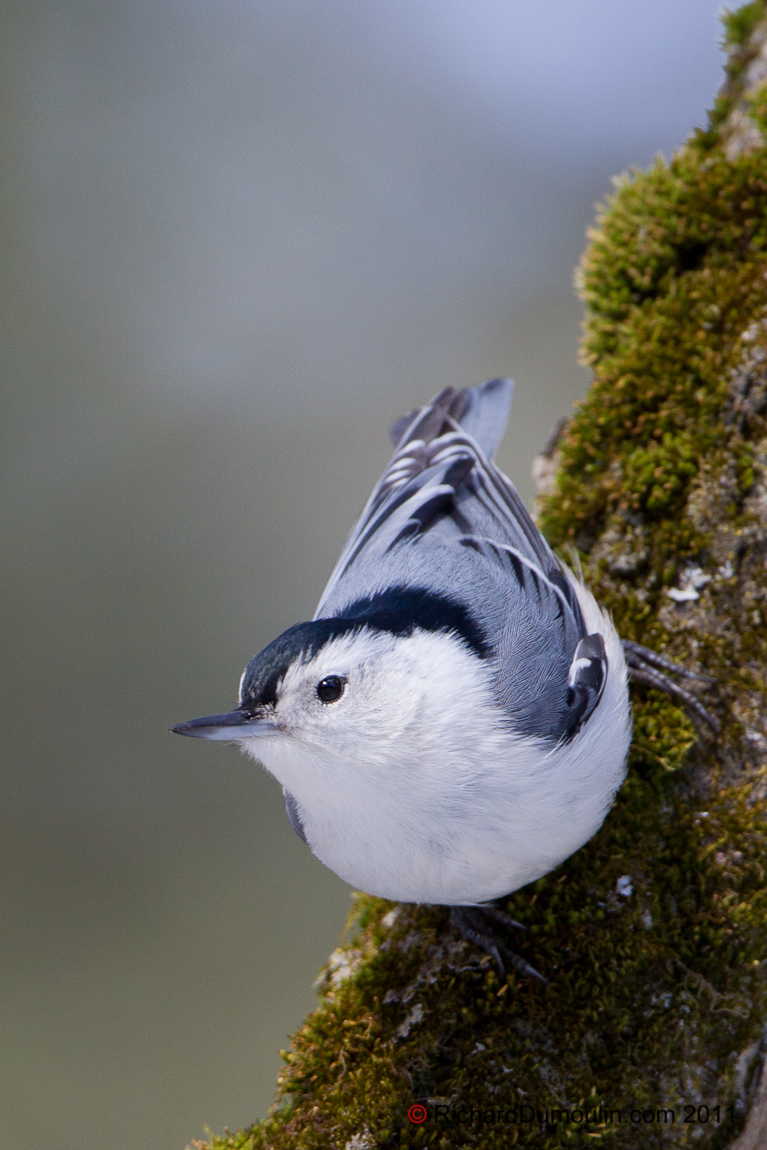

left=171, top=591, right=498, bottom=796
left=173, top=621, right=417, bottom=747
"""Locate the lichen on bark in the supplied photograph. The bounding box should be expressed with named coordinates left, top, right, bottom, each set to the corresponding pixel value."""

left=193, top=7, right=767, bottom=1148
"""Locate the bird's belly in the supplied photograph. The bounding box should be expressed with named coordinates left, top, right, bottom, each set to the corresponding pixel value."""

left=254, top=686, right=628, bottom=906
left=311, top=834, right=553, bottom=905
left=304, top=776, right=614, bottom=905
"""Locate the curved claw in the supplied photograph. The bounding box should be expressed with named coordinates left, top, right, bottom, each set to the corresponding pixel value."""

left=622, top=640, right=716, bottom=684
left=450, top=907, right=547, bottom=984
left=479, top=904, right=528, bottom=932
left=622, top=640, right=720, bottom=734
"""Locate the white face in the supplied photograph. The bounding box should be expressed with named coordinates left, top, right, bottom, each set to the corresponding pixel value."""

left=241, top=629, right=428, bottom=761
left=234, top=625, right=505, bottom=799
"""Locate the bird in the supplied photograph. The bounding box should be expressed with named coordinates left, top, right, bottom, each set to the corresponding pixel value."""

left=172, top=379, right=716, bottom=977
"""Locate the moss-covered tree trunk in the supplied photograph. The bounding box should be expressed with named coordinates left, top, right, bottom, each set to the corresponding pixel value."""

left=194, top=8, right=767, bottom=1147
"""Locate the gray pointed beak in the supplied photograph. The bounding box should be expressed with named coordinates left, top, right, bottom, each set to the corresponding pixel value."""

left=170, top=710, right=278, bottom=741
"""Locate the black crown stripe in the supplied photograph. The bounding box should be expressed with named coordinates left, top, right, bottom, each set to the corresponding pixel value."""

left=239, top=587, right=487, bottom=710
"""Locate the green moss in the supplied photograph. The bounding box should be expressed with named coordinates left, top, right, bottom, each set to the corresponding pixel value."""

left=748, top=82, right=767, bottom=137
left=722, top=2, right=765, bottom=49
left=540, top=148, right=767, bottom=565
left=195, top=7, right=767, bottom=1148
left=629, top=694, right=697, bottom=773
left=695, top=1, right=767, bottom=151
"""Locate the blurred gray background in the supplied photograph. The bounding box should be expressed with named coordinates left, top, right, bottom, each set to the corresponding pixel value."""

left=1, top=2, right=724, bottom=1147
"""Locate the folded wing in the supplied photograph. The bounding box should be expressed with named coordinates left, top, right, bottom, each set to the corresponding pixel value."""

left=314, top=379, right=606, bottom=745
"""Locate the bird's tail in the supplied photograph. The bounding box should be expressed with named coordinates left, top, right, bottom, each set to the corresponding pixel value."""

left=389, top=377, right=514, bottom=462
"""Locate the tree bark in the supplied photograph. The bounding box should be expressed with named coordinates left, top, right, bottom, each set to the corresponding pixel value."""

left=194, top=6, right=767, bottom=1147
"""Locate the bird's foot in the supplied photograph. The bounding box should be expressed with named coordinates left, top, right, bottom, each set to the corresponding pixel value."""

left=450, top=905, right=547, bottom=983
left=622, top=639, right=719, bottom=734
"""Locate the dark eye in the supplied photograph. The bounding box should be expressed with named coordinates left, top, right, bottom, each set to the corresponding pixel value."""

left=316, top=675, right=345, bottom=703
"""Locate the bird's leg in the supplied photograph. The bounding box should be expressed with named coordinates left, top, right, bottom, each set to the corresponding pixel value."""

left=450, top=906, right=547, bottom=983
left=622, top=639, right=719, bottom=734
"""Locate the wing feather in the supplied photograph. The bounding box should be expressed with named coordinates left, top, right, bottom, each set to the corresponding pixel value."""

left=315, top=380, right=579, bottom=643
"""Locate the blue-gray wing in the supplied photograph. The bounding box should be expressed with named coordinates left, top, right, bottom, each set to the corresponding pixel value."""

left=314, top=379, right=605, bottom=743
left=316, top=379, right=552, bottom=609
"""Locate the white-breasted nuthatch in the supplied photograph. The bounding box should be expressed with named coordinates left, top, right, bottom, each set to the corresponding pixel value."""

left=173, top=380, right=716, bottom=972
